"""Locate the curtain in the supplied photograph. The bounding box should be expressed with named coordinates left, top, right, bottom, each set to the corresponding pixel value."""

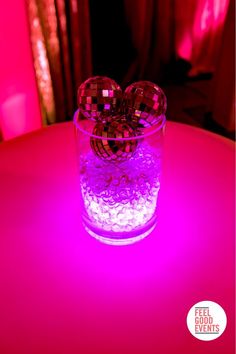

left=26, top=0, right=231, bottom=126
left=179, top=0, right=230, bottom=76
left=26, top=0, right=92, bottom=124
left=89, top=0, right=136, bottom=86
left=123, top=0, right=175, bottom=84
left=124, top=0, right=230, bottom=82
left=210, top=0, right=235, bottom=132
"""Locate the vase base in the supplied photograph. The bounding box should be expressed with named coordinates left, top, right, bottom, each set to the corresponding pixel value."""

left=83, top=218, right=157, bottom=246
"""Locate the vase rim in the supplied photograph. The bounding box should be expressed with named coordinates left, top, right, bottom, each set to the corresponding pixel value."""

left=73, top=109, right=166, bottom=141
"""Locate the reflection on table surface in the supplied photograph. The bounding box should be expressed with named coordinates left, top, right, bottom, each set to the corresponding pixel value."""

left=0, top=122, right=234, bottom=354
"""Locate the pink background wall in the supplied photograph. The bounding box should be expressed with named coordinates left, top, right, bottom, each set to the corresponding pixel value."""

left=0, top=0, right=42, bottom=140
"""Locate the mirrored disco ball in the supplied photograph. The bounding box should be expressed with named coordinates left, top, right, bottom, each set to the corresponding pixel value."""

left=122, top=81, right=167, bottom=128
left=90, top=118, right=138, bottom=163
left=77, top=76, right=122, bottom=121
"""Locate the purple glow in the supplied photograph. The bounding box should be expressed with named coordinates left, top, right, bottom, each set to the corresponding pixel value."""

left=80, top=142, right=161, bottom=245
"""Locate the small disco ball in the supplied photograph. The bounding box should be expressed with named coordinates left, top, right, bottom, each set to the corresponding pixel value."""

left=122, top=81, right=167, bottom=128
left=90, top=118, right=138, bottom=163
left=77, top=76, right=122, bottom=121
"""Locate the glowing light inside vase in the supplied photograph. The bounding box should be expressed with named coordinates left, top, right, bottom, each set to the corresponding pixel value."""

left=80, top=142, right=161, bottom=244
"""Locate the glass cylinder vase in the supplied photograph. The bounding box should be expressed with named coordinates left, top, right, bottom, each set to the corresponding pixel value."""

left=74, top=110, right=165, bottom=245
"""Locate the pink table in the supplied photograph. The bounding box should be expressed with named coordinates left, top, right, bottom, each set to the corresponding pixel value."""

left=0, top=122, right=234, bottom=354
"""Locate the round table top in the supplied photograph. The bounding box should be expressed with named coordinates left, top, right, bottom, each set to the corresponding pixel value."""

left=0, top=122, right=234, bottom=354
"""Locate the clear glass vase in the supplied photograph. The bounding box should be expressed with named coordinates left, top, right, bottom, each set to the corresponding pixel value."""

left=74, top=109, right=166, bottom=245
